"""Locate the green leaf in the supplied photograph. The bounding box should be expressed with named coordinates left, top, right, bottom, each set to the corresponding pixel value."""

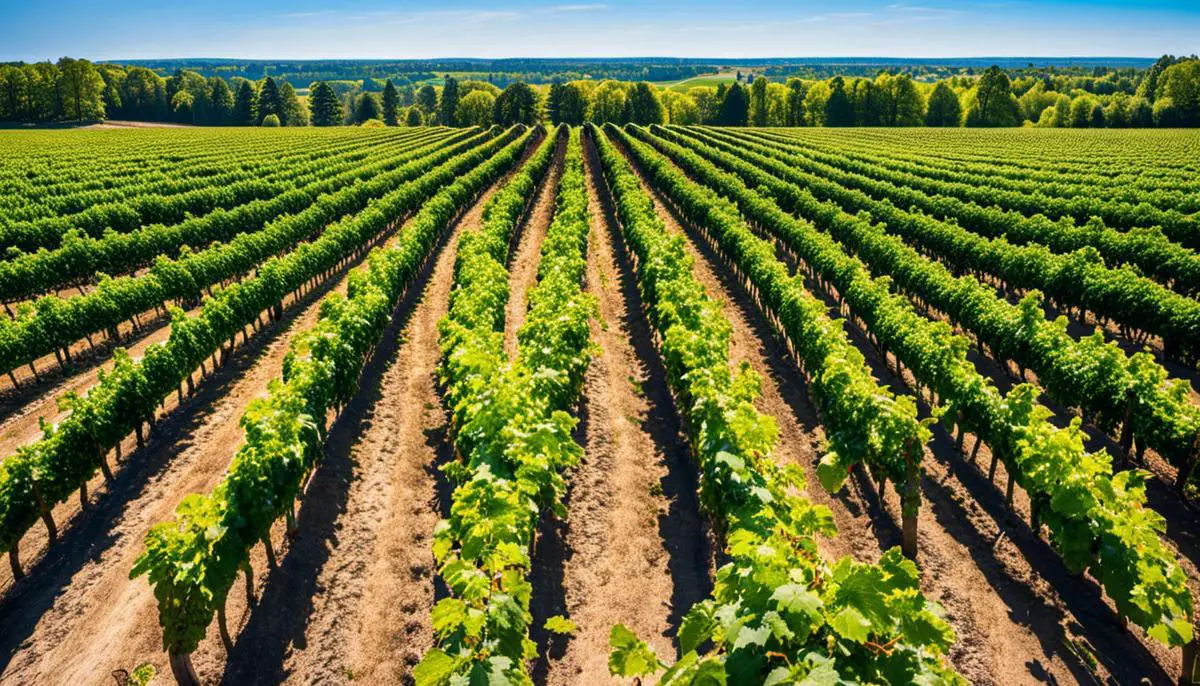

left=829, top=607, right=871, bottom=643
left=608, top=624, right=662, bottom=678
left=544, top=615, right=578, bottom=635
left=679, top=601, right=718, bottom=653
left=431, top=598, right=469, bottom=637
left=413, top=648, right=459, bottom=686
left=817, top=452, right=849, bottom=493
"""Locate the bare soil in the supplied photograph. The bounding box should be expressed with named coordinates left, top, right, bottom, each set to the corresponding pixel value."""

left=534, top=140, right=710, bottom=684
left=608, top=130, right=1112, bottom=686
left=216, top=139, right=542, bottom=685
left=504, top=138, right=565, bottom=356
left=0, top=229, right=376, bottom=684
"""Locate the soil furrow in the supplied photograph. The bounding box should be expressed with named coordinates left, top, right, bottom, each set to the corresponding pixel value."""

left=503, top=138, right=565, bottom=356
left=536, top=141, right=709, bottom=684
left=0, top=218, right=394, bottom=684
left=221, top=140, right=543, bottom=686
left=611, top=130, right=1089, bottom=686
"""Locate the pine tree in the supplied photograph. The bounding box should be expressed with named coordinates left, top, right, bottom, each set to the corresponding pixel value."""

left=924, top=82, right=961, bottom=127
left=416, top=84, right=437, bottom=113
left=439, top=75, right=460, bottom=126
left=716, top=83, right=749, bottom=126
left=209, top=78, right=234, bottom=125
left=233, top=80, right=256, bottom=126
left=280, top=81, right=306, bottom=126
left=309, top=81, right=343, bottom=126
left=382, top=79, right=400, bottom=126
left=823, top=77, right=855, bottom=127
left=256, top=77, right=285, bottom=125
left=354, top=92, right=382, bottom=124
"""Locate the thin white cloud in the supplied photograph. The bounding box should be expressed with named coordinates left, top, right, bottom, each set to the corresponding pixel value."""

left=538, top=3, right=611, bottom=12
left=279, top=10, right=338, bottom=19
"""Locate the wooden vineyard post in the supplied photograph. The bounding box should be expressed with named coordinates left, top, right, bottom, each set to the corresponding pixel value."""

left=901, top=438, right=921, bottom=563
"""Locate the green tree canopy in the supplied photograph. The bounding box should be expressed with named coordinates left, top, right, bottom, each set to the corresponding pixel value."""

left=823, top=77, right=855, bottom=127
left=353, top=92, right=382, bottom=124
left=493, top=82, right=538, bottom=125
left=624, top=82, right=665, bottom=125
left=280, top=81, right=307, bottom=126
left=233, top=80, right=256, bottom=125
left=256, top=77, right=285, bottom=124
left=455, top=90, right=495, bottom=127
left=785, top=78, right=807, bottom=126
left=1159, top=60, right=1200, bottom=126
left=964, top=66, right=1021, bottom=126
left=209, top=78, right=234, bottom=125
left=716, top=82, right=749, bottom=126
left=750, top=76, right=769, bottom=126
left=878, top=73, right=924, bottom=126
left=548, top=82, right=587, bottom=125
left=439, top=75, right=460, bottom=126
left=309, top=81, right=343, bottom=126
left=56, top=58, right=105, bottom=121
left=381, top=79, right=400, bottom=126
left=416, top=84, right=438, bottom=112
left=589, top=81, right=627, bottom=123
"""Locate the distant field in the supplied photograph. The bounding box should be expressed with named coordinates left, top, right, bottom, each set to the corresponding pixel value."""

left=661, top=72, right=738, bottom=91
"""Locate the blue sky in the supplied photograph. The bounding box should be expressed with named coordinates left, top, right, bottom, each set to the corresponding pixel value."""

left=3, top=0, right=1197, bottom=61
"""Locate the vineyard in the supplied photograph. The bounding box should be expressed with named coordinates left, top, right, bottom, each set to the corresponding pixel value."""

left=0, top=124, right=1199, bottom=686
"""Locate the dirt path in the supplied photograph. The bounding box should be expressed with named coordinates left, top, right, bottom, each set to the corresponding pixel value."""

left=609, top=132, right=1093, bottom=686
left=0, top=215, right=407, bottom=682
left=535, top=141, right=709, bottom=685
left=503, top=140, right=564, bottom=356
left=218, top=142, right=542, bottom=686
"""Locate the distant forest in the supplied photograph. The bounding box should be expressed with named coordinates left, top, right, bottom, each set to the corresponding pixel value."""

left=2, top=55, right=1197, bottom=129
left=106, top=56, right=1158, bottom=87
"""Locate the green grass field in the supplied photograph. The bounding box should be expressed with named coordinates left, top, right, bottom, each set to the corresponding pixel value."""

left=661, top=72, right=739, bottom=92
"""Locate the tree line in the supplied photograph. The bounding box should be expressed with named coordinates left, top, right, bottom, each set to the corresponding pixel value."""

left=3, top=56, right=1198, bottom=128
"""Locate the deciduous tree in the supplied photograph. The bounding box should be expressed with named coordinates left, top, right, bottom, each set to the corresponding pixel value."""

left=964, top=66, right=1021, bottom=126
left=56, top=57, right=105, bottom=121
left=624, top=82, right=665, bottom=125
left=785, top=78, right=807, bottom=126
left=549, top=82, right=586, bottom=125
left=750, top=76, right=769, bottom=126
left=493, top=82, right=538, bottom=125
left=455, top=90, right=495, bottom=127
left=823, top=77, right=854, bottom=127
